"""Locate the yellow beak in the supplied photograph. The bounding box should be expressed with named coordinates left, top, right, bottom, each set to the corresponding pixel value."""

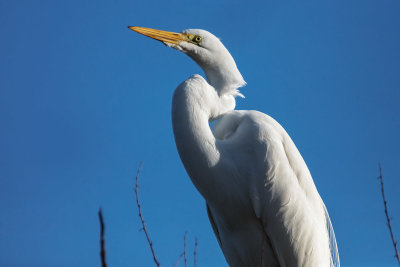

left=128, top=26, right=188, bottom=45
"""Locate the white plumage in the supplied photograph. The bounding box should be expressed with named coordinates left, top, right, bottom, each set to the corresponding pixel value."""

left=129, top=26, right=340, bottom=267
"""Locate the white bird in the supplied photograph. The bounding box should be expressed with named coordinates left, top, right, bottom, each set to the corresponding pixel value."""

left=129, top=26, right=340, bottom=267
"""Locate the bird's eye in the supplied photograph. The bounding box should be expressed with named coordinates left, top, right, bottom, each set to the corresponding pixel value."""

left=193, top=35, right=202, bottom=44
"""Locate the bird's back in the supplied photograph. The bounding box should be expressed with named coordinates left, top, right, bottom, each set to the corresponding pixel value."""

left=208, top=110, right=338, bottom=267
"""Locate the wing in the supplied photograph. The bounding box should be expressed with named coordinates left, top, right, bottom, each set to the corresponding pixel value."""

left=324, top=205, right=340, bottom=267
left=206, top=203, right=223, bottom=249
left=213, top=110, right=339, bottom=267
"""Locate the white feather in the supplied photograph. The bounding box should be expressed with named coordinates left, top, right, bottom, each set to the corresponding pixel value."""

left=166, top=29, right=340, bottom=267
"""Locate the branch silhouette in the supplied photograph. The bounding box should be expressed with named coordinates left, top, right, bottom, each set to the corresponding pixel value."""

left=98, top=208, right=108, bottom=267
left=134, top=163, right=162, bottom=267
left=183, top=231, right=188, bottom=267
left=193, top=237, right=198, bottom=267
left=378, top=163, right=400, bottom=265
left=97, top=164, right=200, bottom=267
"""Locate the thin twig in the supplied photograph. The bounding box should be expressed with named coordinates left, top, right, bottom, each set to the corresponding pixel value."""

left=134, top=162, right=161, bottom=267
left=98, top=208, right=107, bottom=267
left=174, top=231, right=189, bottom=267
left=378, top=163, right=400, bottom=265
left=174, top=253, right=184, bottom=267
left=183, top=231, right=188, bottom=267
left=193, top=237, right=198, bottom=267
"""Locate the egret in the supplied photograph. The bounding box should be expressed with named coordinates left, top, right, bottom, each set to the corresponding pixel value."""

left=129, top=26, right=340, bottom=267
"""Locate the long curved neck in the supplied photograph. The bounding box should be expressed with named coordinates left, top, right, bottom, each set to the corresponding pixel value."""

left=171, top=75, right=230, bottom=199
left=188, top=49, right=246, bottom=96
left=172, top=76, right=218, bottom=167
left=200, top=56, right=245, bottom=96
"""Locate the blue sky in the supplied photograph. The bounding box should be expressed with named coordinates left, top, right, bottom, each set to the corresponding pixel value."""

left=1, top=0, right=399, bottom=266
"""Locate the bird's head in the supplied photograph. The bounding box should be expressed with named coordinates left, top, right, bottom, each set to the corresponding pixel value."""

left=129, top=26, right=246, bottom=97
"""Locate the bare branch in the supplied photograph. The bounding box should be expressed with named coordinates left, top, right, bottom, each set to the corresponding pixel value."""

left=174, top=231, right=189, bottom=267
left=378, top=163, right=400, bottom=265
left=134, top=162, right=161, bottom=267
left=183, top=231, right=188, bottom=267
left=193, top=237, right=198, bottom=267
left=98, top=208, right=107, bottom=267
left=174, top=253, right=184, bottom=267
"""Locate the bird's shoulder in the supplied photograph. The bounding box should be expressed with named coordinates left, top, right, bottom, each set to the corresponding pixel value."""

left=213, top=110, right=319, bottom=214
left=213, top=110, right=285, bottom=144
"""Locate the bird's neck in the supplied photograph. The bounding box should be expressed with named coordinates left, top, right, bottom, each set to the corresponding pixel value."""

left=202, top=63, right=245, bottom=96
left=171, top=75, right=234, bottom=199
left=188, top=46, right=246, bottom=97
